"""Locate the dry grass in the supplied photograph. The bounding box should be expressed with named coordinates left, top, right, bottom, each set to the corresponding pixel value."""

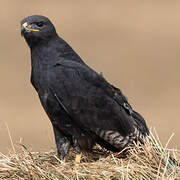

left=0, top=131, right=179, bottom=180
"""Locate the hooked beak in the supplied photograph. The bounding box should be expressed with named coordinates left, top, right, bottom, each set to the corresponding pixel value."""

left=21, top=22, right=39, bottom=36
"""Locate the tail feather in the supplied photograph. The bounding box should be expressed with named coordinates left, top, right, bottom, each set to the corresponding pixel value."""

left=93, top=111, right=149, bottom=150
left=132, top=110, right=149, bottom=136
left=94, top=128, right=129, bottom=149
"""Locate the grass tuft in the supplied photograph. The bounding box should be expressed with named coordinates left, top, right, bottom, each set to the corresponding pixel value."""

left=0, top=131, right=179, bottom=179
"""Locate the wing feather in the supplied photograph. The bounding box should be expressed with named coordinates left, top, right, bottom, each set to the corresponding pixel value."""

left=49, top=60, right=135, bottom=136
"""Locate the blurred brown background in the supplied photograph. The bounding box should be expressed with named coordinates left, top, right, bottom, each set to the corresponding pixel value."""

left=0, top=0, right=179, bottom=153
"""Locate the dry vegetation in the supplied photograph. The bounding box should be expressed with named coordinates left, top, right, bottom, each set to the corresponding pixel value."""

left=0, top=131, right=179, bottom=180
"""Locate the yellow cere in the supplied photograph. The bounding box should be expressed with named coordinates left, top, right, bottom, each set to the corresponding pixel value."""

left=23, top=22, right=28, bottom=28
left=23, top=22, right=40, bottom=32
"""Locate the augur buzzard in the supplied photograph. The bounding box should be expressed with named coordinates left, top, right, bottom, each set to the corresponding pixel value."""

left=21, top=15, right=149, bottom=161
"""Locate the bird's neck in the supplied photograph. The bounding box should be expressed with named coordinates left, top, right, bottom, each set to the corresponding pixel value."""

left=30, top=35, right=84, bottom=90
left=30, top=35, right=84, bottom=66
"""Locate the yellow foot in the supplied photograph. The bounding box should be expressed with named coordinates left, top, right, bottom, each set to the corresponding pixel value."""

left=61, top=159, right=66, bottom=164
left=75, top=152, right=82, bottom=165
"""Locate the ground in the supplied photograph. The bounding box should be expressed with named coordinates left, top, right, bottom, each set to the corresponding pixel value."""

left=0, top=131, right=179, bottom=180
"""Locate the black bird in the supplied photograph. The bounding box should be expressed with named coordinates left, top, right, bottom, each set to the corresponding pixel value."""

left=21, top=15, right=149, bottom=161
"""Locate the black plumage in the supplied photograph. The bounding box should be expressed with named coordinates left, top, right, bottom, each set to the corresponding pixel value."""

left=21, top=15, right=149, bottom=159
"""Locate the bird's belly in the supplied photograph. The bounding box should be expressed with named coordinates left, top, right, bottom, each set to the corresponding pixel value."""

left=39, top=92, right=64, bottom=121
left=39, top=91, right=78, bottom=134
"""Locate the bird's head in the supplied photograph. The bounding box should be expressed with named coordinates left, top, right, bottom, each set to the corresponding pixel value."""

left=21, top=15, right=57, bottom=47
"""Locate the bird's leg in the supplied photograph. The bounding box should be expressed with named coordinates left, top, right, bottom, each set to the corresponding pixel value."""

left=52, top=125, right=71, bottom=161
left=73, top=139, right=82, bottom=165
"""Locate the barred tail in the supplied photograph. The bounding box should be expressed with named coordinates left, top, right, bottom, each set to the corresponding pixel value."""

left=93, top=113, right=149, bottom=150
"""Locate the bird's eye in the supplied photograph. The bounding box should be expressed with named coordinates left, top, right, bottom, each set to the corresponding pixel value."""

left=36, top=22, right=44, bottom=27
